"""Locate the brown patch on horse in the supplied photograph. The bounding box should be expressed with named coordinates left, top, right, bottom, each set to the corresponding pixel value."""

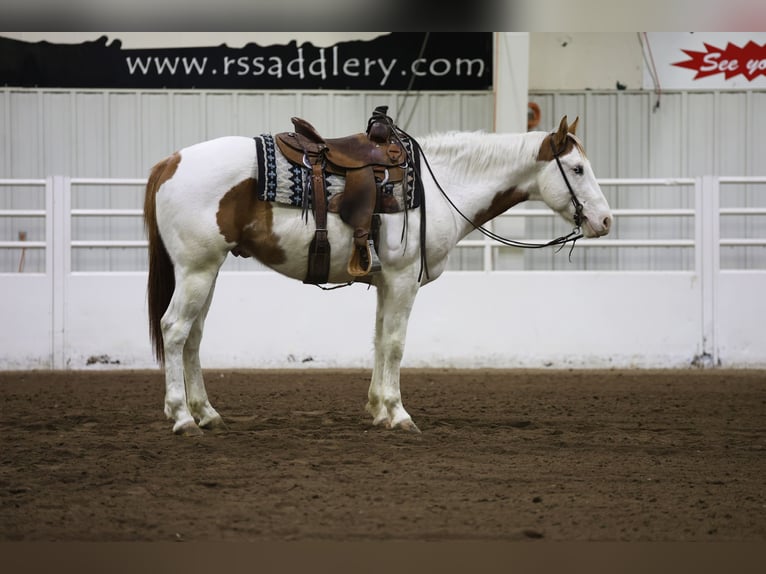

left=144, top=152, right=181, bottom=249
left=536, top=115, right=582, bottom=162
left=216, top=178, right=286, bottom=265
left=473, top=187, right=530, bottom=227
left=156, top=152, right=181, bottom=186
left=144, top=151, right=181, bottom=365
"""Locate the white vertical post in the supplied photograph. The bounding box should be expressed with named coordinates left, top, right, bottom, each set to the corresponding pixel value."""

left=696, top=175, right=720, bottom=366
left=483, top=223, right=494, bottom=271
left=494, top=32, right=529, bottom=134
left=51, top=175, right=70, bottom=369
left=45, top=176, right=55, bottom=368
left=493, top=32, right=529, bottom=270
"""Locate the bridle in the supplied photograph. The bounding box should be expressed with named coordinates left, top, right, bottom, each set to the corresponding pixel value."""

left=551, top=135, right=585, bottom=229
left=330, top=122, right=586, bottom=288
left=407, top=130, right=585, bottom=268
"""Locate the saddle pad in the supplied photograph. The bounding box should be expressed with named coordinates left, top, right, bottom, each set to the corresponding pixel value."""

left=254, top=134, right=422, bottom=212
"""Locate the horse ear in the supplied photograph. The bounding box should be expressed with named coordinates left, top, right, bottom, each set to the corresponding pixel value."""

left=568, top=116, right=579, bottom=135
left=552, top=115, right=569, bottom=150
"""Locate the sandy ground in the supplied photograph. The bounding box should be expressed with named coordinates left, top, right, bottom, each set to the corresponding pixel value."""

left=1, top=368, right=764, bottom=542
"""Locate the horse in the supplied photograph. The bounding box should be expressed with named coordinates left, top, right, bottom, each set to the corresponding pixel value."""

left=143, top=115, right=612, bottom=436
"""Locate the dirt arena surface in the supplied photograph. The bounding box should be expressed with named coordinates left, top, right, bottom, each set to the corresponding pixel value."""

left=1, top=368, right=764, bottom=543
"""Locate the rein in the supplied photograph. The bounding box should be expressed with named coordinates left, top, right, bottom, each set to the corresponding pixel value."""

left=400, top=128, right=585, bottom=267
left=318, top=123, right=585, bottom=290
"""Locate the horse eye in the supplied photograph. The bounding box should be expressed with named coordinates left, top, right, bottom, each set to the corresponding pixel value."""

left=573, top=165, right=584, bottom=175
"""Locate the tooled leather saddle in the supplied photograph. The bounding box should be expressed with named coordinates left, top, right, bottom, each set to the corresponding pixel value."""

left=274, top=106, right=410, bottom=284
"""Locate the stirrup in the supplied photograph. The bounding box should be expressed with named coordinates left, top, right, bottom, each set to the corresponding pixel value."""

left=347, top=239, right=381, bottom=277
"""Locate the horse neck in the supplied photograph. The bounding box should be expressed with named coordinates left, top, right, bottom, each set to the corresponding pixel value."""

left=418, top=131, right=545, bottom=237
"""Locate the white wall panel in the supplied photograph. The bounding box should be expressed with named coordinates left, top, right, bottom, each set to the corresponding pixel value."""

left=171, top=93, right=206, bottom=151
left=300, top=93, right=333, bottom=135
left=0, top=91, right=8, bottom=177
left=235, top=93, right=267, bottom=138
left=717, top=92, right=749, bottom=175
left=331, top=94, right=368, bottom=136
left=44, top=271, right=711, bottom=370
left=74, top=93, right=107, bottom=176
left=686, top=93, right=716, bottom=176
left=748, top=92, right=766, bottom=173
left=461, top=94, right=493, bottom=132
left=615, top=92, right=649, bottom=179
left=140, top=93, right=173, bottom=168
left=264, top=93, right=300, bottom=133
left=427, top=94, right=462, bottom=133
left=1, top=275, right=53, bottom=368
left=42, top=92, right=74, bottom=176
left=2, top=89, right=494, bottom=180
left=583, top=93, right=617, bottom=175
left=9, top=92, right=41, bottom=178
left=717, top=272, right=766, bottom=364
left=205, top=93, right=236, bottom=139
left=109, top=93, right=141, bottom=177
left=2, top=88, right=764, bottom=274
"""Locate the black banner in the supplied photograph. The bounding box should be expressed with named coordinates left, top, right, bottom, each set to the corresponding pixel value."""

left=0, top=33, right=492, bottom=91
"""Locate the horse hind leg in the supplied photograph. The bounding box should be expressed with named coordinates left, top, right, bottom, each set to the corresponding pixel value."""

left=161, top=267, right=220, bottom=436
left=183, top=273, right=226, bottom=431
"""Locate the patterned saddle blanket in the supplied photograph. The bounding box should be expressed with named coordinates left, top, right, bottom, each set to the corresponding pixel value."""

left=254, top=133, right=422, bottom=214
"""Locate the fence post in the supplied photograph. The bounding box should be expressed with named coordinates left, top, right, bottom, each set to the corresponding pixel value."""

left=696, top=175, right=720, bottom=366
left=51, top=175, right=70, bottom=369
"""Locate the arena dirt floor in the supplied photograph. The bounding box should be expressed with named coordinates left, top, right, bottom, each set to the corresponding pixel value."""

left=1, top=368, right=764, bottom=543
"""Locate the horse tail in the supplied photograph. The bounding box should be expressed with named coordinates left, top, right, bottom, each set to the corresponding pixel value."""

left=143, top=154, right=179, bottom=365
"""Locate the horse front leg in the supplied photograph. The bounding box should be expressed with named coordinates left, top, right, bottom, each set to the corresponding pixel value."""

left=366, top=275, right=421, bottom=433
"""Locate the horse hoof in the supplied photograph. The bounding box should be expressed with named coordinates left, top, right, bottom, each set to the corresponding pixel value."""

left=174, top=421, right=203, bottom=436
left=397, top=420, right=422, bottom=434
left=201, top=417, right=227, bottom=433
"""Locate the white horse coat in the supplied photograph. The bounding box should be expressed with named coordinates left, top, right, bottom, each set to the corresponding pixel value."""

left=144, top=116, right=612, bottom=435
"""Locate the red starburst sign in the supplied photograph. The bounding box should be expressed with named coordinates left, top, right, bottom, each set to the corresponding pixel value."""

left=673, top=41, right=766, bottom=81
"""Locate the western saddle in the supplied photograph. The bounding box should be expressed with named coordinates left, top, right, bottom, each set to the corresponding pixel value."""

left=275, top=106, right=407, bottom=284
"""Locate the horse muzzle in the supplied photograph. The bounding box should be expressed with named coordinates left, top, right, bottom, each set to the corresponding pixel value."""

left=582, top=212, right=613, bottom=238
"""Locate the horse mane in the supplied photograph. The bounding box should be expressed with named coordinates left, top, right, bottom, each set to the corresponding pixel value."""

left=417, top=130, right=542, bottom=183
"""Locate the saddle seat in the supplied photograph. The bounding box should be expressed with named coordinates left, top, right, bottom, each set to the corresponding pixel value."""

left=275, top=120, right=405, bottom=174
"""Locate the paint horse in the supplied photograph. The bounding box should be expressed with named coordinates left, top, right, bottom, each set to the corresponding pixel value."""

left=144, top=115, right=612, bottom=435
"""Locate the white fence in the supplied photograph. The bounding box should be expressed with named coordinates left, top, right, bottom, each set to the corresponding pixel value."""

left=1, top=176, right=765, bottom=370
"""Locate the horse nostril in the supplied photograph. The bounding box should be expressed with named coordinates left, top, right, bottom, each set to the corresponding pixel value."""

left=603, top=216, right=612, bottom=232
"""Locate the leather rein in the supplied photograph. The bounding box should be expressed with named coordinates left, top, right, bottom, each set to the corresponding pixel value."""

left=320, top=123, right=586, bottom=288
left=402, top=128, right=585, bottom=275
